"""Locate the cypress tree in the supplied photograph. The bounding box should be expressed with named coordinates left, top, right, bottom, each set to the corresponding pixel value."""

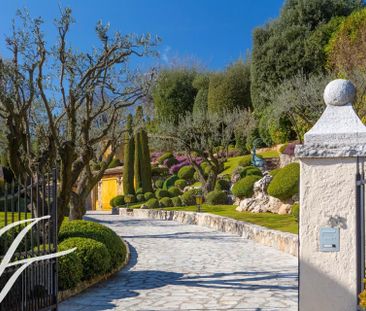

left=123, top=114, right=135, bottom=195
left=139, top=129, right=153, bottom=192
left=134, top=107, right=143, bottom=190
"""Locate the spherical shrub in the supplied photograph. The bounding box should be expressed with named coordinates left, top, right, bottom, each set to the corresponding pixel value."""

left=163, top=175, right=179, bottom=190
left=155, top=178, right=164, bottom=189
left=146, top=198, right=159, bottom=208
left=291, top=203, right=299, bottom=222
left=232, top=175, right=261, bottom=199
left=206, top=190, right=228, bottom=205
left=152, top=166, right=169, bottom=177
left=59, top=220, right=126, bottom=270
left=59, top=237, right=111, bottom=280
left=159, top=197, right=173, bottom=208
left=124, top=194, right=136, bottom=204
left=171, top=196, right=182, bottom=207
left=174, top=179, right=187, bottom=190
left=168, top=186, right=181, bottom=197
left=144, top=192, right=155, bottom=201
left=155, top=189, right=170, bottom=199
left=267, top=163, right=300, bottom=200
left=178, top=166, right=195, bottom=180
left=58, top=242, right=83, bottom=290
left=164, top=157, right=179, bottom=168
left=269, top=168, right=281, bottom=177
left=215, top=179, right=230, bottom=191
left=110, top=195, right=124, bottom=208
left=193, top=170, right=205, bottom=181
left=158, top=152, right=174, bottom=164
left=136, top=194, right=145, bottom=202
left=135, top=188, right=143, bottom=195
left=181, top=189, right=198, bottom=206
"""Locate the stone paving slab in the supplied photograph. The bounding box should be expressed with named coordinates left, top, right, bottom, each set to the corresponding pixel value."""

left=59, top=213, right=298, bottom=311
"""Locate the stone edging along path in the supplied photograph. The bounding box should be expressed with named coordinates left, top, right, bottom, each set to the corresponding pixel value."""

left=58, top=238, right=130, bottom=302
left=118, top=208, right=298, bottom=257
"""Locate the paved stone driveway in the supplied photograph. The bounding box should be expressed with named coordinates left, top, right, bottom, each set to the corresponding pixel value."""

left=59, top=213, right=298, bottom=311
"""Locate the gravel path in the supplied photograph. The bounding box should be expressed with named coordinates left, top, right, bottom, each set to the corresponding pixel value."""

left=59, top=212, right=298, bottom=311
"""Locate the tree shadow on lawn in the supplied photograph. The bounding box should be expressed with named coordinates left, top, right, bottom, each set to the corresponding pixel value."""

left=61, top=243, right=298, bottom=311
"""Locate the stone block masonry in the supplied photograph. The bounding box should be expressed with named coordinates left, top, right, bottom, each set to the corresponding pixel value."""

left=119, top=207, right=298, bottom=256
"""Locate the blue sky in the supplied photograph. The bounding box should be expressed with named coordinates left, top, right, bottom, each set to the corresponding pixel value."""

left=0, top=0, right=284, bottom=70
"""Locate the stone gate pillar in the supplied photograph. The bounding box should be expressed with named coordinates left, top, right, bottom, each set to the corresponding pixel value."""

left=295, top=79, right=366, bottom=311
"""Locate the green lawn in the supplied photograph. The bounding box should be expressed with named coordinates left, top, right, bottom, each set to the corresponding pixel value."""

left=166, top=204, right=298, bottom=234
left=0, top=212, right=28, bottom=227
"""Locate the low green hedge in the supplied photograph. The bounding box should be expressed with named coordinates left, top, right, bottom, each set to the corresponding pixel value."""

left=110, top=195, right=124, bottom=208
left=178, top=166, right=195, bottom=180
left=151, top=166, right=169, bottom=177
left=269, top=168, right=281, bottom=178
left=135, top=188, right=143, bottom=195
left=59, top=237, right=111, bottom=281
left=206, top=190, right=228, bottom=205
left=58, top=242, right=83, bottom=290
left=238, top=156, right=251, bottom=167
left=155, top=189, right=170, bottom=199
left=239, top=166, right=262, bottom=178
left=168, top=186, right=181, bottom=197
left=159, top=197, right=173, bottom=207
left=146, top=198, right=159, bottom=208
left=124, top=194, right=136, bottom=204
left=181, top=189, right=198, bottom=205
left=136, top=194, right=145, bottom=202
left=59, top=220, right=126, bottom=271
left=174, top=179, right=187, bottom=190
left=291, top=203, right=299, bottom=222
left=232, top=175, right=261, bottom=199
left=158, top=152, right=174, bottom=164
left=163, top=175, right=179, bottom=190
left=144, top=192, right=155, bottom=201
left=155, top=179, right=164, bottom=189
left=267, top=162, right=300, bottom=200
left=171, top=196, right=182, bottom=207
left=215, top=179, right=230, bottom=191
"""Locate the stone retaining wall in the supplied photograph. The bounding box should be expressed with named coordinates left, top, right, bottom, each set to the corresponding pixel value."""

left=119, top=208, right=298, bottom=257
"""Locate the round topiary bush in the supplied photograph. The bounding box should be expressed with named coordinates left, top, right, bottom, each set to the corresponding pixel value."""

left=59, top=220, right=126, bottom=270
left=58, top=242, right=83, bottom=290
left=155, top=178, right=164, bottom=189
left=144, top=192, right=155, bottom=201
left=239, top=166, right=262, bottom=178
left=168, top=186, right=181, bottom=197
left=267, top=162, right=300, bottom=200
left=159, top=197, right=173, bottom=207
left=112, top=195, right=125, bottom=207
left=136, top=193, right=145, bottom=202
left=269, top=168, right=281, bottom=178
left=164, top=157, right=179, bottom=168
left=174, top=179, right=187, bottom=190
left=152, top=166, right=169, bottom=177
left=158, top=152, right=174, bottom=164
left=146, top=198, right=160, bottom=208
left=178, top=166, right=195, bottom=180
left=135, top=188, right=143, bottom=195
left=215, top=179, right=231, bottom=191
left=155, top=189, right=170, bottom=199
left=163, top=175, right=179, bottom=190
left=59, top=237, right=111, bottom=281
left=291, top=203, right=299, bottom=222
left=232, top=175, right=262, bottom=199
left=124, top=194, right=136, bottom=204
left=171, top=196, right=182, bottom=207
left=206, top=190, right=228, bottom=205
left=181, top=189, right=198, bottom=206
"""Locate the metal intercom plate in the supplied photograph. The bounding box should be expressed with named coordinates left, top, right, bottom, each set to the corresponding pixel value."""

left=320, top=227, right=340, bottom=252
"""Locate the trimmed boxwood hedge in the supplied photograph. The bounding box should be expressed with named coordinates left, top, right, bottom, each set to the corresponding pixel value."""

left=171, top=196, right=182, bottom=207
left=59, top=237, right=111, bottom=281
left=178, top=166, right=195, bottom=180
left=164, top=157, right=179, bottom=168
left=232, top=175, right=261, bottom=199
left=168, top=186, right=181, bottom=197
left=136, top=193, right=145, bottom=202
left=206, top=190, right=228, bottom=205
left=124, top=194, right=136, bottom=203
left=215, top=179, right=230, bottom=191
left=158, top=152, right=174, bottom=164
left=269, top=168, right=281, bottom=178
left=58, top=242, right=83, bottom=290
left=146, top=198, right=160, bottom=208
left=291, top=203, right=299, bottom=222
left=163, top=175, right=179, bottom=190
left=155, top=178, right=164, bottom=189
left=144, top=192, right=155, bottom=201
left=267, top=162, right=300, bottom=200
left=110, top=195, right=124, bottom=208
left=159, top=197, right=173, bottom=207
left=239, top=166, right=262, bottom=178
left=155, top=189, right=170, bottom=199
left=174, top=179, right=187, bottom=190
left=59, top=220, right=126, bottom=270
left=181, top=189, right=198, bottom=205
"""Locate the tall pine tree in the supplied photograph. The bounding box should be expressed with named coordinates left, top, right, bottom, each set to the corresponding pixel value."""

left=123, top=114, right=135, bottom=195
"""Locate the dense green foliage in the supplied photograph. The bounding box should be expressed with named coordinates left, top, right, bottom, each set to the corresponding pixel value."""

left=139, top=129, right=153, bottom=192
left=124, top=194, right=136, bottom=204
left=59, top=220, right=126, bottom=270
left=154, top=178, right=164, bottom=189
left=110, top=195, right=125, bottom=208
left=163, top=175, right=179, bottom=189
left=146, top=198, right=160, bottom=208
left=136, top=193, right=145, bottom=202
left=174, top=179, right=187, bottom=190
left=59, top=237, right=111, bottom=280
left=58, top=241, right=83, bottom=290
left=159, top=197, right=173, bottom=207
left=192, top=73, right=210, bottom=114
left=134, top=130, right=142, bottom=190
left=123, top=114, right=135, bottom=195
left=155, top=189, right=170, bottom=199
left=207, top=60, right=251, bottom=114
left=215, top=179, right=231, bottom=191
left=168, top=186, right=181, bottom=197
left=268, top=162, right=300, bottom=200
left=144, top=192, right=155, bottom=201
left=239, top=166, right=262, bottom=178
left=152, top=68, right=197, bottom=123
left=291, top=203, right=300, bottom=222
left=158, top=152, right=174, bottom=164
left=177, top=166, right=195, bottom=180
left=152, top=166, right=169, bottom=177
left=232, top=175, right=261, bottom=199
left=181, top=189, right=198, bottom=205
left=171, top=196, right=182, bottom=207
left=205, top=190, right=228, bottom=205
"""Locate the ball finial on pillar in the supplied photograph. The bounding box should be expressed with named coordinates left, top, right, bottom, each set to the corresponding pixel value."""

left=323, top=79, right=356, bottom=106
